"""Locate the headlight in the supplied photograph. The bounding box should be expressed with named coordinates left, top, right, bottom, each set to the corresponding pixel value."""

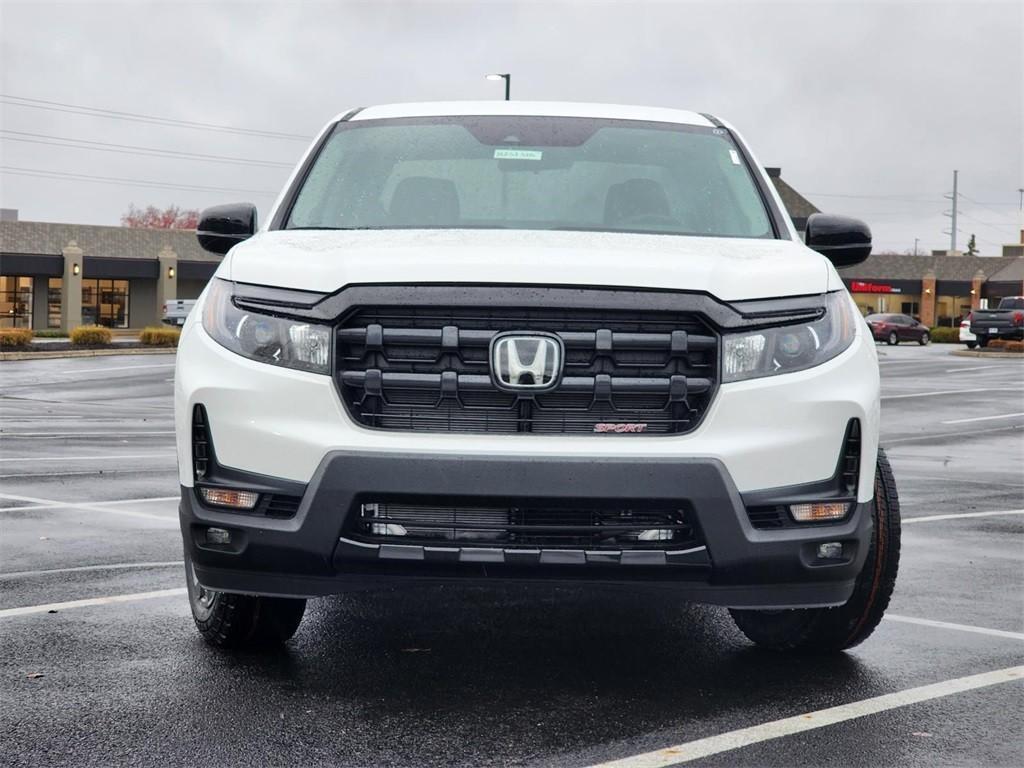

left=723, top=291, right=857, bottom=382
left=201, top=278, right=331, bottom=374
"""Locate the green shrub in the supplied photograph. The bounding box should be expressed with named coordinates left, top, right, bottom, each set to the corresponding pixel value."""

left=33, top=329, right=67, bottom=338
left=70, top=324, right=113, bottom=345
left=927, top=327, right=960, bottom=343
left=139, top=326, right=181, bottom=347
left=0, top=328, right=33, bottom=347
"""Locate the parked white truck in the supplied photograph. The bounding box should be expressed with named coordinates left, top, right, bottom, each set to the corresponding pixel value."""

left=175, top=102, right=900, bottom=653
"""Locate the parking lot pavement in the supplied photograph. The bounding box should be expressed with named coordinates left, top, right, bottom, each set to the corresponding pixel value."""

left=1, top=347, right=1022, bottom=767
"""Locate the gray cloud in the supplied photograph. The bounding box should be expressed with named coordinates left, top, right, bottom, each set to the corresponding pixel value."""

left=1, top=0, right=1021, bottom=254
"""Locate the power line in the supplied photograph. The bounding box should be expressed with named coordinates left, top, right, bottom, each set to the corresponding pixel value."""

left=0, top=94, right=311, bottom=141
left=958, top=192, right=1020, bottom=221
left=1, top=165, right=276, bottom=196
left=957, top=209, right=1015, bottom=239
left=0, top=130, right=294, bottom=168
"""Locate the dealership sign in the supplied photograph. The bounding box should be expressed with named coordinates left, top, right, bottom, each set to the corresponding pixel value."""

left=850, top=281, right=902, bottom=294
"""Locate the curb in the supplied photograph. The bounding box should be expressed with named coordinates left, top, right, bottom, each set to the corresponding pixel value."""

left=0, top=348, right=177, bottom=362
left=949, top=349, right=1024, bottom=359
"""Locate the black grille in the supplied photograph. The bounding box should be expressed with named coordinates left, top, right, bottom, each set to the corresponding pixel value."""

left=747, top=506, right=788, bottom=530
left=192, top=404, right=211, bottom=481
left=258, top=494, right=303, bottom=518
left=335, top=304, right=718, bottom=434
left=840, top=419, right=861, bottom=494
left=353, top=501, right=702, bottom=550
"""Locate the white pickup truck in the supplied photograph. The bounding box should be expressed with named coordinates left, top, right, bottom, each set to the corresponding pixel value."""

left=162, top=299, right=195, bottom=327
left=175, top=101, right=900, bottom=654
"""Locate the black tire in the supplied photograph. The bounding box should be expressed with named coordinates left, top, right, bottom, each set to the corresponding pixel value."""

left=919, top=332, right=929, bottom=346
left=886, top=331, right=898, bottom=346
left=729, top=449, right=901, bottom=653
left=185, top=554, right=306, bottom=649
left=966, top=341, right=977, bottom=349
left=977, top=336, right=989, bottom=348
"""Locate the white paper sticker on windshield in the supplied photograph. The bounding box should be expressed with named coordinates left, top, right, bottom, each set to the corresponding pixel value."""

left=729, top=149, right=741, bottom=165
left=494, top=148, right=543, bottom=160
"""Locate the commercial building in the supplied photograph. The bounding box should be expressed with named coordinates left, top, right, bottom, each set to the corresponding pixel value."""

left=3, top=175, right=1021, bottom=332
left=0, top=211, right=219, bottom=331
left=760, top=173, right=1024, bottom=326
left=836, top=251, right=1024, bottom=326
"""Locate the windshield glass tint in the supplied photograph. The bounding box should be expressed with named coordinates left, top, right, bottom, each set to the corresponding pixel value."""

left=284, top=116, right=773, bottom=238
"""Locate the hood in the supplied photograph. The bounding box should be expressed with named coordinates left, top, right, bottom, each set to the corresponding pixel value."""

left=224, top=229, right=831, bottom=301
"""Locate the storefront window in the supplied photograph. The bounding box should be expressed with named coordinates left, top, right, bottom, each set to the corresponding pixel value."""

left=81, top=279, right=129, bottom=328
left=900, top=302, right=920, bottom=316
left=0, top=276, right=33, bottom=328
left=48, top=278, right=62, bottom=328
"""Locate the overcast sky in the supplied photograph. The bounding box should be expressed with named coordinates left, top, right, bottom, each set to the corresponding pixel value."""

left=1, top=0, right=1021, bottom=254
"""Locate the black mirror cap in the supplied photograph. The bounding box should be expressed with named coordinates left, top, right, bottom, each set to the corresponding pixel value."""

left=196, top=203, right=257, bottom=255
left=805, top=213, right=872, bottom=267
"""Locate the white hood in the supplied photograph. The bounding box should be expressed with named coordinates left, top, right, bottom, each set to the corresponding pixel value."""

left=224, top=229, right=832, bottom=301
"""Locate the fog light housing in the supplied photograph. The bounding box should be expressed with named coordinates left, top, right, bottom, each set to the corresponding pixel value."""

left=205, top=527, right=232, bottom=545
left=637, top=528, right=675, bottom=541
left=369, top=523, right=408, bottom=537
left=199, top=487, right=259, bottom=510
left=789, top=502, right=849, bottom=523
left=817, top=541, right=844, bottom=559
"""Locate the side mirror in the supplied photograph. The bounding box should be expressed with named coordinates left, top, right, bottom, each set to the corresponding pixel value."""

left=805, top=213, right=872, bottom=267
left=196, top=203, right=257, bottom=255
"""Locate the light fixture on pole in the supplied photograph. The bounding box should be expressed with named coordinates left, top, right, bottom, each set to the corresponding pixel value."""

left=485, top=73, right=511, bottom=101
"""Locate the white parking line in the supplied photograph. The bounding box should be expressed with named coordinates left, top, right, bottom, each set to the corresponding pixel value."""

left=882, top=424, right=1023, bottom=444
left=1, top=432, right=176, bottom=438
left=0, top=588, right=187, bottom=619
left=0, top=453, right=176, bottom=462
left=56, top=363, right=175, bottom=374
left=945, top=365, right=1000, bottom=373
left=0, top=561, right=183, bottom=580
left=0, top=495, right=179, bottom=513
left=884, top=614, right=1024, bottom=642
left=941, top=412, right=1024, bottom=425
left=882, top=387, right=1020, bottom=400
left=587, top=666, right=1024, bottom=768
left=0, top=492, right=178, bottom=523
left=901, top=509, right=1024, bottom=524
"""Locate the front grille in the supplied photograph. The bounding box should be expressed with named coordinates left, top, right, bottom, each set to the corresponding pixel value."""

left=335, top=304, right=718, bottom=434
left=353, top=501, right=702, bottom=550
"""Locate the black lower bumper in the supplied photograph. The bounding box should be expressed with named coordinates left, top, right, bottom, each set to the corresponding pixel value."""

left=181, top=451, right=872, bottom=609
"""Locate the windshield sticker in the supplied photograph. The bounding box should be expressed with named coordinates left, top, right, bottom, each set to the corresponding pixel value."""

left=494, top=148, right=543, bottom=161
left=729, top=149, right=741, bottom=166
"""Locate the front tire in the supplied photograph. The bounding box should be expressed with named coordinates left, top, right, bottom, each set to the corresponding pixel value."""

left=729, top=449, right=901, bottom=653
left=919, top=332, right=930, bottom=346
left=185, top=554, right=306, bottom=649
left=887, top=331, right=898, bottom=346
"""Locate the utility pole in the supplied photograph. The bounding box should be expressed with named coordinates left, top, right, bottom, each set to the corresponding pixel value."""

left=943, top=170, right=959, bottom=253
left=913, top=237, right=919, bottom=256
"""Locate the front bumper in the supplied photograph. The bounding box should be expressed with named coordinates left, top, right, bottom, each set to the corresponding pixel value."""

left=182, top=450, right=872, bottom=609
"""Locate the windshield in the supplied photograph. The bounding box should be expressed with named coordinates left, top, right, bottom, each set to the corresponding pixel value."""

left=998, top=297, right=1024, bottom=309
left=283, top=116, right=774, bottom=239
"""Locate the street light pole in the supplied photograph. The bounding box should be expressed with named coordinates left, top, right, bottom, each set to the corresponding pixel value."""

left=485, top=73, right=511, bottom=100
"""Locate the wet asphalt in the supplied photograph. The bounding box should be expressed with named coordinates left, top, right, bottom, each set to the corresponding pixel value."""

left=0, top=344, right=1021, bottom=767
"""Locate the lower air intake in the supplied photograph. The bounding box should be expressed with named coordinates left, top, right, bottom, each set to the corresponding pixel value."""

left=353, top=501, right=702, bottom=550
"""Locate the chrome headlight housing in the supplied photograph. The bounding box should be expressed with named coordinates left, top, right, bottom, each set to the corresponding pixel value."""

left=201, top=278, right=331, bottom=374
left=723, top=291, right=858, bottom=383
